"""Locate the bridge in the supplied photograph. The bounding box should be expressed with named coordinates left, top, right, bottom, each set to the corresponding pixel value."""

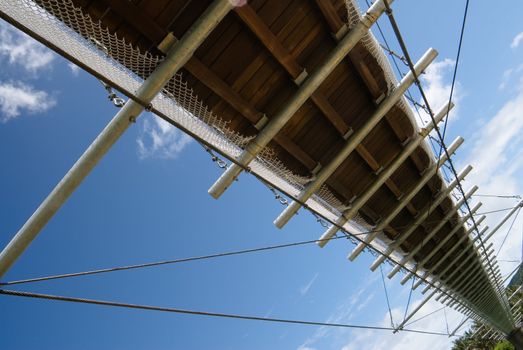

left=0, top=0, right=520, bottom=346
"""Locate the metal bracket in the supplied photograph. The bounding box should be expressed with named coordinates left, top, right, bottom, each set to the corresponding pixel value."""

left=334, top=24, right=349, bottom=41
left=311, top=163, right=322, bottom=175
left=157, top=32, right=177, bottom=53
left=293, top=69, right=308, bottom=86
left=401, top=136, right=412, bottom=147
left=374, top=92, right=386, bottom=105
left=343, top=127, right=354, bottom=140
left=254, top=114, right=269, bottom=130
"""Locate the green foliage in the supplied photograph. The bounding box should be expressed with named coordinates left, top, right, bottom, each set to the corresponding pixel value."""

left=452, top=286, right=521, bottom=350
left=494, top=340, right=515, bottom=350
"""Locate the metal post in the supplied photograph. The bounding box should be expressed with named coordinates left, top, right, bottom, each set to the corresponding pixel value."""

left=208, top=0, right=395, bottom=199
left=387, top=186, right=478, bottom=279
left=436, top=245, right=494, bottom=300
left=414, top=223, right=491, bottom=291
left=427, top=245, right=493, bottom=298
left=0, top=0, right=234, bottom=278
left=347, top=137, right=463, bottom=259
left=370, top=165, right=472, bottom=271
left=309, top=101, right=449, bottom=248
left=400, top=212, right=484, bottom=285
left=273, top=52, right=441, bottom=229
left=484, top=199, right=523, bottom=242
left=394, top=289, right=437, bottom=332
left=449, top=316, right=472, bottom=337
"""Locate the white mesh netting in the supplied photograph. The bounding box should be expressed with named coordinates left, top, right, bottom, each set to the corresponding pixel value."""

left=0, top=0, right=427, bottom=248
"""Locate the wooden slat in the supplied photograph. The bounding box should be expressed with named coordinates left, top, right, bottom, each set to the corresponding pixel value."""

left=313, top=0, right=384, bottom=101
left=185, top=57, right=262, bottom=124
left=98, top=0, right=318, bottom=172
left=314, top=0, right=345, bottom=30
left=100, top=0, right=165, bottom=44
left=234, top=3, right=416, bottom=214
left=234, top=6, right=303, bottom=78
left=185, top=58, right=318, bottom=171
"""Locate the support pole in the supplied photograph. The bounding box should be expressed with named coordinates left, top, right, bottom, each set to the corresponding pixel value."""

left=393, top=289, right=437, bottom=332
left=369, top=165, right=472, bottom=271
left=208, top=0, right=396, bottom=199
left=449, top=316, right=472, bottom=337
left=434, top=244, right=494, bottom=300
left=484, top=199, right=523, bottom=242
left=400, top=211, right=485, bottom=285
left=347, top=136, right=463, bottom=259
left=274, top=49, right=439, bottom=229
left=415, top=223, right=492, bottom=291
left=386, top=186, right=478, bottom=279
left=0, top=0, right=233, bottom=278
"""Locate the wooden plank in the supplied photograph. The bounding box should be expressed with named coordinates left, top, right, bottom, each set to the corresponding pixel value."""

left=100, top=0, right=165, bottom=44
left=313, top=0, right=385, bottom=100
left=233, top=3, right=417, bottom=215
left=185, top=57, right=262, bottom=124
left=184, top=58, right=318, bottom=172
left=274, top=135, right=317, bottom=170
left=313, top=0, right=345, bottom=33
left=234, top=5, right=303, bottom=78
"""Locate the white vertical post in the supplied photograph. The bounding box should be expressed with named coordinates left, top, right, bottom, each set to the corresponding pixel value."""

left=0, top=0, right=234, bottom=278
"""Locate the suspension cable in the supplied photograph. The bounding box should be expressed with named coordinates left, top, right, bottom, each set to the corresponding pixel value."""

left=404, top=306, right=446, bottom=327
left=0, top=289, right=461, bottom=337
left=475, top=206, right=520, bottom=216
left=380, top=265, right=395, bottom=328
left=382, top=1, right=504, bottom=302
left=497, top=207, right=521, bottom=255
left=0, top=219, right=465, bottom=286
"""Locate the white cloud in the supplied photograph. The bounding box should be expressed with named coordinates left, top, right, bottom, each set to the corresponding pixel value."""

left=417, top=58, right=461, bottom=125
left=298, top=274, right=378, bottom=349
left=341, top=299, right=464, bottom=350
left=499, top=64, right=523, bottom=90
left=0, top=21, right=55, bottom=73
left=511, top=32, right=523, bottom=49
left=461, top=65, right=523, bottom=277
left=68, top=62, right=81, bottom=76
left=137, top=114, right=192, bottom=159
left=300, top=273, right=319, bottom=296
left=0, top=81, right=56, bottom=122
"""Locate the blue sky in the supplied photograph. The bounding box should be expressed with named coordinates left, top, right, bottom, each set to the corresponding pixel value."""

left=1, top=1, right=523, bottom=349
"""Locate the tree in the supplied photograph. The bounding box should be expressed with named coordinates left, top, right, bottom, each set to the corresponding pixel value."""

left=494, top=340, right=515, bottom=350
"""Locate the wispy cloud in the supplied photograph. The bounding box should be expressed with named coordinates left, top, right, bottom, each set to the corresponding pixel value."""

left=137, top=114, right=192, bottom=159
left=417, top=58, right=461, bottom=125
left=0, top=81, right=56, bottom=122
left=300, top=273, right=319, bottom=296
left=0, top=21, right=55, bottom=74
left=341, top=299, right=464, bottom=350
left=298, top=273, right=379, bottom=349
left=461, top=66, right=523, bottom=273
left=511, top=32, right=523, bottom=49
left=67, top=62, right=81, bottom=77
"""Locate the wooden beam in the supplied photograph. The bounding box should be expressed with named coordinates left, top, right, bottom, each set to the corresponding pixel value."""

left=100, top=0, right=165, bottom=44
left=313, top=0, right=385, bottom=101
left=234, top=6, right=303, bottom=78
left=235, top=3, right=416, bottom=215
left=98, top=0, right=318, bottom=172
left=185, top=57, right=318, bottom=171
left=184, top=57, right=262, bottom=124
